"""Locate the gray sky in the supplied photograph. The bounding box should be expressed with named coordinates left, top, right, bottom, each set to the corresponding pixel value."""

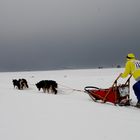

left=0, top=0, right=140, bottom=72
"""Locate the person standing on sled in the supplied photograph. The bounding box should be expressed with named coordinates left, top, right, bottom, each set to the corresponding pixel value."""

left=121, top=53, right=140, bottom=107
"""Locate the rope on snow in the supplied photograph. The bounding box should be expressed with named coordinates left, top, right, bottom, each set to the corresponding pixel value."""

left=58, top=83, right=85, bottom=93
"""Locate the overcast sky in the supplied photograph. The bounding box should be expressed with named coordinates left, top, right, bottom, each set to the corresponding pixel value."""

left=0, top=0, right=140, bottom=72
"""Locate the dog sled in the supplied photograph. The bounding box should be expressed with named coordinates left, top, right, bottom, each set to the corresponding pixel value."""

left=84, top=74, right=132, bottom=106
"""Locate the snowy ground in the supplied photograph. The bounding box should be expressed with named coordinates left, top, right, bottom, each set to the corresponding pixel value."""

left=0, top=68, right=140, bottom=140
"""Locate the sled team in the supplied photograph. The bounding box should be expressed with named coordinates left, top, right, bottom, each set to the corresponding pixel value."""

left=12, top=79, right=58, bottom=94
left=12, top=53, right=140, bottom=108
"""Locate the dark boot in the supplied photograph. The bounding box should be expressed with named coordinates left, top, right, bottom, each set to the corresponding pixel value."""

left=136, top=101, right=140, bottom=108
left=119, top=99, right=130, bottom=106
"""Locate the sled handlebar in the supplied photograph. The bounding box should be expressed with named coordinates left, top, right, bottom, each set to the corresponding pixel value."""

left=113, top=74, right=132, bottom=85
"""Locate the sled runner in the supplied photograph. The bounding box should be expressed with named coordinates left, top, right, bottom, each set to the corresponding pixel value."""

left=84, top=74, right=132, bottom=106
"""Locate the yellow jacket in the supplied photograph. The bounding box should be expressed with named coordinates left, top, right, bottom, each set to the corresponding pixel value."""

left=121, top=58, right=140, bottom=80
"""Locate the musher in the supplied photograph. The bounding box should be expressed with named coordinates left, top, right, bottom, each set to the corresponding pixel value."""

left=121, top=53, right=140, bottom=107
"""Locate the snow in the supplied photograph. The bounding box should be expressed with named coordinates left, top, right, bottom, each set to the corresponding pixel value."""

left=0, top=68, right=140, bottom=140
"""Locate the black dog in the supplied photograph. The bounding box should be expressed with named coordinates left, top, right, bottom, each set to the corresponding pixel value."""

left=12, top=79, right=29, bottom=90
left=12, top=79, right=20, bottom=89
left=36, top=80, right=58, bottom=94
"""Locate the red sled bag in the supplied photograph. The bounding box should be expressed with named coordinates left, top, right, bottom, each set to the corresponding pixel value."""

left=84, top=74, right=132, bottom=105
